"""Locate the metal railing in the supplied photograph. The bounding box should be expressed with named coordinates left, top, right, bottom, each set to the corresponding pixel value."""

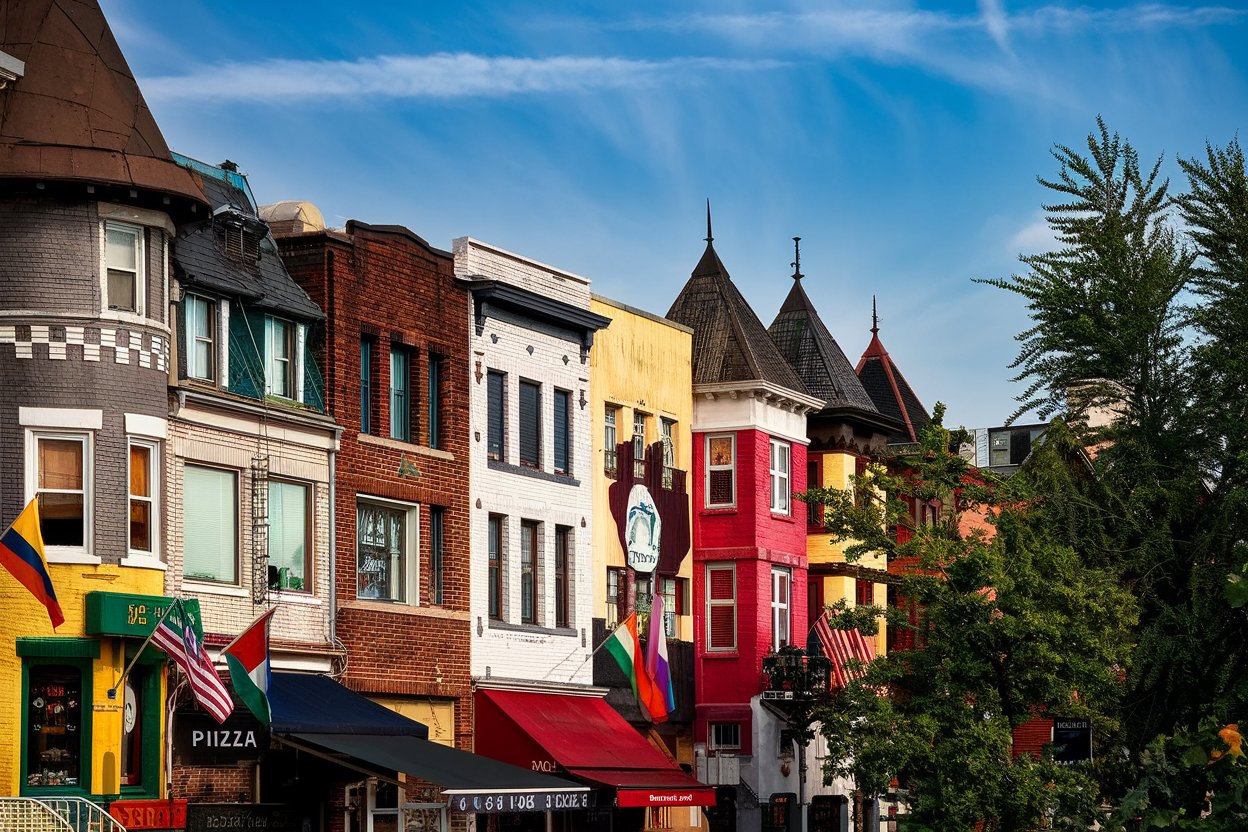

left=0, top=797, right=75, bottom=832
left=37, top=797, right=126, bottom=832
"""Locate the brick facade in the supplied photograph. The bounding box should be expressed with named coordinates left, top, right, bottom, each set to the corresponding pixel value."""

left=275, top=221, right=474, bottom=748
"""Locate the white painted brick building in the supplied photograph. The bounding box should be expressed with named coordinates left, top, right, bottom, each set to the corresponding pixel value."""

left=454, top=237, right=610, bottom=687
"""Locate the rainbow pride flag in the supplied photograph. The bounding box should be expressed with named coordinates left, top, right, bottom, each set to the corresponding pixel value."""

left=1, top=499, right=65, bottom=629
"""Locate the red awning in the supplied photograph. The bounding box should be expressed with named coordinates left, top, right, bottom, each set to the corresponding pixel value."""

left=475, top=689, right=715, bottom=808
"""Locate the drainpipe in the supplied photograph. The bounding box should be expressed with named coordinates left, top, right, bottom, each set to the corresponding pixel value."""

left=329, top=446, right=337, bottom=648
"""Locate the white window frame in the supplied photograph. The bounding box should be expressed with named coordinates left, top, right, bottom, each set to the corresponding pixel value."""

left=264, top=315, right=294, bottom=399
left=268, top=479, right=312, bottom=594
left=355, top=496, right=419, bottom=605
left=103, top=220, right=145, bottom=316
left=705, top=434, right=737, bottom=509
left=771, top=566, right=791, bottom=650
left=126, top=437, right=160, bottom=560
left=769, top=438, right=791, bottom=515
left=705, top=563, right=737, bottom=652
left=182, top=463, right=240, bottom=585
left=185, top=293, right=216, bottom=382
left=25, top=429, right=95, bottom=564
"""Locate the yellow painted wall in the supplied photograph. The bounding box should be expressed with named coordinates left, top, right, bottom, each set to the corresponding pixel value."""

left=371, top=697, right=456, bottom=747
left=807, top=450, right=887, bottom=655
left=589, top=295, right=693, bottom=639
left=0, top=563, right=166, bottom=797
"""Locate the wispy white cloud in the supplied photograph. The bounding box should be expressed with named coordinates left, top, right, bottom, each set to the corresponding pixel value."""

left=140, top=53, right=785, bottom=104
left=1008, top=215, right=1058, bottom=255
left=979, top=0, right=1012, bottom=53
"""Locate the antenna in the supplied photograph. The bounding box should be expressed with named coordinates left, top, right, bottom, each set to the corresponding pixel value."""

left=791, top=237, right=802, bottom=280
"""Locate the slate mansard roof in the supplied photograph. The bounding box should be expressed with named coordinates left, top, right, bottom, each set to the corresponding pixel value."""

left=0, top=0, right=205, bottom=209
left=768, top=274, right=889, bottom=427
left=666, top=239, right=809, bottom=395
left=173, top=166, right=323, bottom=322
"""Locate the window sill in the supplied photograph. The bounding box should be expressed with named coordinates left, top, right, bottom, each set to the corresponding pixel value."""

left=341, top=599, right=470, bottom=620
left=703, top=650, right=740, bottom=659
left=487, top=458, right=580, bottom=487
left=700, top=507, right=737, bottom=516
left=120, top=554, right=167, bottom=571
left=486, top=620, right=578, bottom=637
left=183, top=581, right=249, bottom=598
left=100, top=309, right=164, bottom=331
left=357, top=433, right=454, bottom=460
left=769, top=512, right=796, bottom=523
left=44, top=550, right=102, bottom=566
left=267, top=591, right=320, bottom=606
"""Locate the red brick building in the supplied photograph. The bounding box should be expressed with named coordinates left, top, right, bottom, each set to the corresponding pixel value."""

left=270, top=215, right=473, bottom=749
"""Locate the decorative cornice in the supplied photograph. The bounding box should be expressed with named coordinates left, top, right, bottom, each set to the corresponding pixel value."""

left=458, top=276, right=611, bottom=358
left=694, top=379, right=824, bottom=415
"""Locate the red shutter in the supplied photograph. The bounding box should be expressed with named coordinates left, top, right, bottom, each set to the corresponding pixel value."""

left=709, top=605, right=735, bottom=650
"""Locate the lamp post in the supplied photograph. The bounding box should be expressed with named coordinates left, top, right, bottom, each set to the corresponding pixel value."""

left=762, top=631, right=833, bottom=832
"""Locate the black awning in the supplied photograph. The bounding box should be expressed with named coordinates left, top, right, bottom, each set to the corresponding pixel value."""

left=269, top=672, right=428, bottom=737
left=286, top=733, right=592, bottom=813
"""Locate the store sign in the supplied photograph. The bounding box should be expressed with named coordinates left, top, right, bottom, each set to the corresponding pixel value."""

left=616, top=788, right=716, bottom=808
left=1052, top=718, right=1093, bottom=764
left=174, top=710, right=267, bottom=766
left=447, top=791, right=594, bottom=813
left=109, top=800, right=187, bottom=830
left=85, top=592, right=203, bottom=640
left=186, top=804, right=303, bottom=832
left=625, top=484, right=661, bottom=573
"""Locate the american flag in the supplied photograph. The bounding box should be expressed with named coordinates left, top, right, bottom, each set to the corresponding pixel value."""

left=812, top=609, right=876, bottom=689
left=151, top=600, right=234, bottom=723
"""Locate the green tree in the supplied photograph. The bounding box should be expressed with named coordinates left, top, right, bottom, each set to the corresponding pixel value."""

left=806, top=411, right=1136, bottom=832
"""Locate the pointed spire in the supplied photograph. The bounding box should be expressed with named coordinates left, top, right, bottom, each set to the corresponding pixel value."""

left=705, top=199, right=714, bottom=243
left=791, top=237, right=803, bottom=281
left=871, top=295, right=879, bottom=335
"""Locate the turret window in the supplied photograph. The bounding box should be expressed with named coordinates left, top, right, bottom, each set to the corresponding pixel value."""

left=105, top=221, right=144, bottom=315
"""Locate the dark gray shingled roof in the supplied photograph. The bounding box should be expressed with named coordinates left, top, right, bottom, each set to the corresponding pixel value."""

left=173, top=173, right=323, bottom=321
left=855, top=320, right=931, bottom=444
left=768, top=275, right=883, bottom=418
left=665, top=241, right=810, bottom=394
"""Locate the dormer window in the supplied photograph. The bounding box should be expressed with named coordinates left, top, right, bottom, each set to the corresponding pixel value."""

left=213, top=206, right=263, bottom=267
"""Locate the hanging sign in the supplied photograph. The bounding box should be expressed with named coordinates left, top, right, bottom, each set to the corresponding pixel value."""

left=625, top=484, right=661, bottom=573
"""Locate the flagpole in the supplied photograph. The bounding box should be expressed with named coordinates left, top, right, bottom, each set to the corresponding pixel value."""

left=110, top=597, right=181, bottom=699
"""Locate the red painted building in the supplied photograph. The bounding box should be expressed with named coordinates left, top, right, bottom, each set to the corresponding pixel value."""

left=666, top=222, right=823, bottom=831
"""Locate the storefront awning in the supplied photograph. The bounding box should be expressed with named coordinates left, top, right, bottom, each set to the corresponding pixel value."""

left=267, top=674, right=588, bottom=812
left=269, top=672, right=427, bottom=736
left=475, top=689, right=715, bottom=808
left=287, top=733, right=591, bottom=813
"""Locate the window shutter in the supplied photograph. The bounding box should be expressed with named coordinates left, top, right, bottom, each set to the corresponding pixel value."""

left=487, top=372, right=505, bottom=459
left=519, top=381, right=540, bottom=467
left=709, top=605, right=735, bottom=649
left=708, top=470, right=734, bottom=505
left=219, top=301, right=230, bottom=387
left=295, top=323, right=307, bottom=404
left=553, top=390, right=569, bottom=473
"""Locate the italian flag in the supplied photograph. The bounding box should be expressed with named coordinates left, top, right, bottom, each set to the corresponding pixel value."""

left=604, top=612, right=668, bottom=723
left=222, top=607, right=277, bottom=723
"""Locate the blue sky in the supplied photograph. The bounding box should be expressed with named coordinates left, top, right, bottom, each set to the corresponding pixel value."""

left=106, top=1, right=1248, bottom=429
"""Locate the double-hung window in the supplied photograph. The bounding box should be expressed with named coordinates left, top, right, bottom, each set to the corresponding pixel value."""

left=855, top=578, right=874, bottom=606
left=389, top=346, right=411, bottom=442
left=128, top=439, right=159, bottom=556
left=771, top=567, right=791, bottom=649
left=33, top=433, right=91, bottom=553
left=520, top=520, right=539, bottom=624
left=661, top=418, right=676, bottom=488
left=183, top=465, right=237, bottom=583
left=487, top=371, right=506, bottom=460
left=264, top=316, right=293, bottom=398
left=769, top=439, right=791, bottom=514
left=360, top=337, right=374, bottom=435
left=554, top=525, right=571, bottom=628
left=706, top=435, right=736, bottom=508
left=186, top=295, right=215, bottom=381
left=268, top=480, right=310, bottom=592
left=428, top=353, right=443, bottom=449
left=356, top=499, right=418, bottom=603
left=632, top=412, right=648, bottom=478
left=554, top=389, right=571, bottom=475
left=430, top=506, right=445, bottom=605
left=488, top=515, right=504, bottom=620
left=706, top=564, right=736, bottom=651
left=105, top=221, right=143, bottom=314
left=519, top=381, right=542, bottom=469
left=660, top=576, right=683, bottom=639
left=604, top=406, right=619, bottom=477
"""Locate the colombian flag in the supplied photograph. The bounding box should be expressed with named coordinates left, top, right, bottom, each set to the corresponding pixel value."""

left=1, top=499, right=65, bottom=629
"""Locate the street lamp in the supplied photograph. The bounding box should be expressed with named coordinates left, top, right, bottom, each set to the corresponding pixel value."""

left=762, top=631, right=833, bottom=832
